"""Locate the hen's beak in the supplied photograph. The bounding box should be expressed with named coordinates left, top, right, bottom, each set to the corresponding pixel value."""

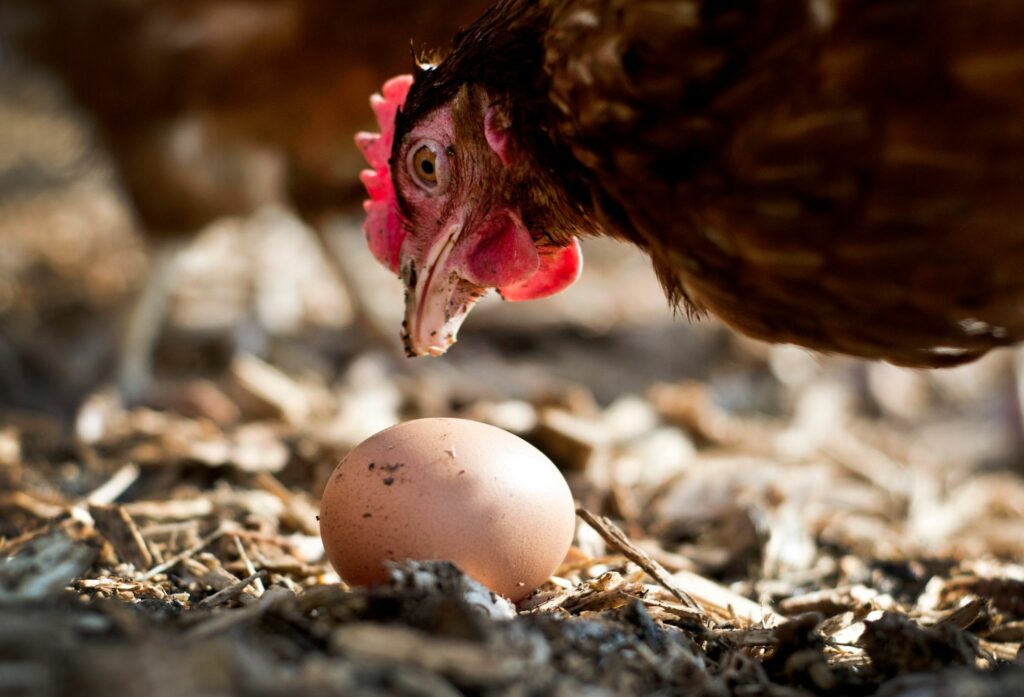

left=400, top=221, right=484, bottom=357
left=399, top=211, right=580, bottom=357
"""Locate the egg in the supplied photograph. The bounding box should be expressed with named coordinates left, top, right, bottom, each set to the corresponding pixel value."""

left=318, top=417, right=576, bottom=602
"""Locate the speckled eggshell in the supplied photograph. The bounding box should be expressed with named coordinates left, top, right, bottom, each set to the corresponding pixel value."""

left=319, top=417, right=575, bottom=602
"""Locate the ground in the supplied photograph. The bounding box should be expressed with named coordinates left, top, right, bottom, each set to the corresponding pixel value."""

left=2, top=47, right=1024, bottom=697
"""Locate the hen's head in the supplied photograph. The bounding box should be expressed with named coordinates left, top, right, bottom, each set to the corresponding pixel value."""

left=356, top=73, right=582, bottom=357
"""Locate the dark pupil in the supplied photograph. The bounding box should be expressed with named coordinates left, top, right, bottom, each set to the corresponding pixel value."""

left=420, top=159, right=435, bottom=175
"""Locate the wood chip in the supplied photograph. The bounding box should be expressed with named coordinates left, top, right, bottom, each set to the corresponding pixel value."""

left=230, top=353, right=311, bottom=425
left=936, top=597, right=986, bottom=631
left=83, top=463, right=141, bottom=506
left=142, top=526, right=228, bottom=580
left=669, top=570, right=785, bottom=627
left=778, top=585, right=877, bottom=618
left=196, top=570, right=267, bottom=609
left=250, top=472, right=319, bottom=535
left=125, top=499, right=215, bottom=520
left=534, top=409, right=610, bottom=471
left=0, top=491, right=65, bottom=519
left=0, top=427, right=20, bottom=466
left=89, top=504, right=153, bottom=570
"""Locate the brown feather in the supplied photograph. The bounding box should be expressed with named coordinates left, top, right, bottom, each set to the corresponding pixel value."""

left=540, top=0, right=1024, bottom=365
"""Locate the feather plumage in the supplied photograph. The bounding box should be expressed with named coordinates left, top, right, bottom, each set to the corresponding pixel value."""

left=542, top=0, right=1024, bottom=365
left=379, top=0, right=1024, bottom=365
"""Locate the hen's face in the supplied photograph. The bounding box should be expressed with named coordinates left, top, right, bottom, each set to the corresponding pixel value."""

left=357, top=75, right=582, bottom=357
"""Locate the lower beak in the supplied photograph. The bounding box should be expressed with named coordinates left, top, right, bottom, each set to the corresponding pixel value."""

left=401, top=222, right=483, bottom=357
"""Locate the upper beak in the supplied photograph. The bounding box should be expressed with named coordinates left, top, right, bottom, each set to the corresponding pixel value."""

left=400, top=221, right=483, bottom=357
left=398, top=211, right=577, bottom=357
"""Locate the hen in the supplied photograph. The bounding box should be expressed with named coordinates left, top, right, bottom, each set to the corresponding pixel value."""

left=359, top=0, right=1024, bottom=366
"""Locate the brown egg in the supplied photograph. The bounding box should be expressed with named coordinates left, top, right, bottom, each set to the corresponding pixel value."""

left=319, top=417, right=575, bottom=602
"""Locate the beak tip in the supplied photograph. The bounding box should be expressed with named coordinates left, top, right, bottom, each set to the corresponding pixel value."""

left=401, top=330, right=456, bottom=358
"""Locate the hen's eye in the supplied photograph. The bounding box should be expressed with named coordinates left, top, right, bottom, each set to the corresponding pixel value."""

left=413, top=146, right=437, bottom=184
left=406, top=139, right=449, bottom=194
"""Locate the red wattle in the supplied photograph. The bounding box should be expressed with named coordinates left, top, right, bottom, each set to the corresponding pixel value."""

left=464, top=215, right=540, bottom=288
left=499, top=238, right=583, bottom=302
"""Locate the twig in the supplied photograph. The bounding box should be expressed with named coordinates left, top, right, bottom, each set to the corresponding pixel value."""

left=142, top=526, right=227, bottom=580
left=620, top=592, right=705, bottom=624
left=196, top=570, right=268, bottom=609
left=233, top=534, right=265, bottom=595
left=83, top=463, right=141, bottom=506
left=670, top=569, right=786, bottom=627
left=88, top=504, right=153, bottom=570
left=576, top=507, right=701, bottom=611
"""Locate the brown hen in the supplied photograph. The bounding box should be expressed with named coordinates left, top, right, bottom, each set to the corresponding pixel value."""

left=362, top=0, right=1024, bottom=366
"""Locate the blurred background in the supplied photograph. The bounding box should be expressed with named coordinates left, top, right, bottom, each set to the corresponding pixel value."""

left=1, top=0, right=1023, bottom=568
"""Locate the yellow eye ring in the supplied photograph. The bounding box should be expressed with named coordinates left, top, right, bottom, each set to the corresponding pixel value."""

left=406, top=140, right=449, bottom=193
left=413, top=146, right=437, bottom=185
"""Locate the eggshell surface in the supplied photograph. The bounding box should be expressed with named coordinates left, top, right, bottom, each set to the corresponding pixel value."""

left=319, top=418, right=575, bottom=601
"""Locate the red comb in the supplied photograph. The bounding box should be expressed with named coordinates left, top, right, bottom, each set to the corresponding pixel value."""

left=355, top=74, right=414, bottom=273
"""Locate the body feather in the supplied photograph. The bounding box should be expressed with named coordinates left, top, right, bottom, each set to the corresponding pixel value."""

left=539, top=0, right=1024, bottom=364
